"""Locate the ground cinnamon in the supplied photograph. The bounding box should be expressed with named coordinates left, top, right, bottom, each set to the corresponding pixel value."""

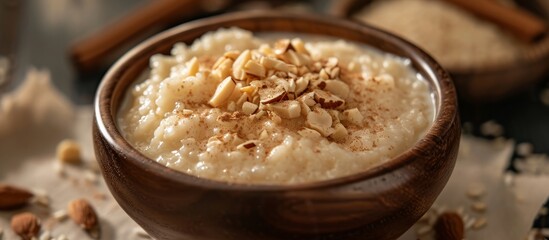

left=443, top=0, right=547, bottom=42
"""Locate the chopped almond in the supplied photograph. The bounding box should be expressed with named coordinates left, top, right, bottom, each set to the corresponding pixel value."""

left=209, top=77, right=236, bottom=107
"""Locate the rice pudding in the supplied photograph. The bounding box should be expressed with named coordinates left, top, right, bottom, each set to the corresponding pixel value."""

left=118, top=28, right=434, bottom=184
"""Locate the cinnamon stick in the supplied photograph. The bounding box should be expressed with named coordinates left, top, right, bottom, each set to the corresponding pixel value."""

left=70, top=0, right=229, bottom=71
left=443, top=0, right=547, bottom=42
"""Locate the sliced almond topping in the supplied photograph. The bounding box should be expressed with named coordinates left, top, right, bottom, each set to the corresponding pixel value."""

left=227, top=101, right=236, bottom=112
left=274, top=39, right=293, bottom=55
left=242, top=102, right=259, bottom=115
left=288, top=78, right=296, bottom=93
left=259, top=85, right=287, bottom=104
left=186, top=57, right=199, bottom=76
left=329, top=67, right=340, bottom=79
left=228, top=82, right=243, bottom=102
left=244, top=60, right=266, bottom=78
left=295, top=76, right=310, bottom=96
left=232, top=49, right=251, bottom=80
left=259, top=44, right=274, bottom=56
left=236, top=94, right=248, bottom=106
left=209, top=77, right=236, bottom=107
left=237, top=140, right=258, bottom=150
left=212, top=56, right=227, bottom=69
left=240, top=86, right=256, bottom=95
left=314, top=80, right=327, bottom=90
left=252, top=95, right=260, bottom=104
left=300, top=101, right=311, bottom=116
left=212, top=58, right=233, bottom=81
left=287, top=92, right=296, bottom=100
left=328, top=109, right=341, bottom=123
left=298, top=92, right=316, bottom=107
left=260, top=56, right=297, bottom=74
left=324, top=80, right=350, bottom=99
left=260, top=56, right=282, bottom=69
left=267, top=100, right=301, bottom=119
left=290, top=38, right=308, bottom=54
left=330, top=123, right=348, bottom=142
left=343, top=108, right=363, bottom=126
left=281, top=50, right=306, bottom=66
left=224, top=50, right=241, bottom=60
left=255, top=110, right=267, bottom=119
left=298, top=66, right=310, bottom=75
left=326, top=57, right=339, bottom=68
left=298, top=128, right=322, bottom=139
left=306, top=107, right=333, bottom=137
left=319, top=68, right=330, bottom=80
left=313, top=89, right=345, bottom=109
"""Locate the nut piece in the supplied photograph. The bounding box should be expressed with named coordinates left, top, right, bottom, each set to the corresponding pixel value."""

left=313, top=89, right=345, bottom=109
left=223, top=50, right=241, bottom=60
left=330, top=123, right=348, bottom=142
left=244, top=60, right=266, bottom=78
left=242, top=102, right=258, bottom=115
left=280, top=50, right=309, bottom=66
left=306, top=107, right=333, bottom=137
left=267, top=100, right=301, bottom=119
left=56, top=139, right=82, bottom=164
left=434, top=212, right=464, bottom=240
left=209, top=77, right=236, bottom=107
left=232, top=49, right=251, bottom=80
left=274, top=39, right=293, bottom=55
left=11, top=212, right=41, bottom=240
left=295, top=76, right=310, bottom=96
left=68, top=198, right=98, bottom=230
left=0, top=184, right=34, bottom=209
left=212, top=58, right=234, bottom=81
left=259, top=86, right=287, bottom=104
left=186, top=57, right=199, bottom=76
left=290, top=38, right=308, bottom=54
left=324, top=80, right=350, bottom=99
left=259, top=56, right=297, bottom=74
left=325, top=57, right=338, bottom=68
left=298, top=92, right=316, bottom=107
left=343, top=108, right=363, bottom=126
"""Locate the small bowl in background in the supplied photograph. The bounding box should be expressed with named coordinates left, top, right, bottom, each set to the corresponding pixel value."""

left=331, top=0, right=549, bottom=103
left=93, top=11, right=460, bottom=240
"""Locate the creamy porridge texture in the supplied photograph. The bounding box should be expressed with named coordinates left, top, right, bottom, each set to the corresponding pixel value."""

left=118, top=28, right=434, bottom=184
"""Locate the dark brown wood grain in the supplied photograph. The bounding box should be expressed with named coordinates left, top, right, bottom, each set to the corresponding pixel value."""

left=331, top=0, right=549, bottom=103
left=93, top=11, right=460, bottom=240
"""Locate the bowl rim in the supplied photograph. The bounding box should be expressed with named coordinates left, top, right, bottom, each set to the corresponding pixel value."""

left=94, top=11, right=457, bottom=192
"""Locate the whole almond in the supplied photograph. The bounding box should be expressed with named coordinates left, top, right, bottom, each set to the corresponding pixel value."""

left=0, top=183, right=34, bottom=210
left=434, top=212, right=465, bottom=240
left=11, top=212, right=41, bottom=240
left=68, top=198, right=98, bottom=230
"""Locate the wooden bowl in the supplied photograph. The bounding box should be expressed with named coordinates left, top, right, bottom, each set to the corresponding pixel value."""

left=331, top=0, right=549, bottom=103
left=93, top=11, right=460, bottom=240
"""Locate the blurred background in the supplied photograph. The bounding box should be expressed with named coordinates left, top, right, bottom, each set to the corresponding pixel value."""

left=1, top=0, right=549, bottom=238
left=0, top=0, right=548, bottom=152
